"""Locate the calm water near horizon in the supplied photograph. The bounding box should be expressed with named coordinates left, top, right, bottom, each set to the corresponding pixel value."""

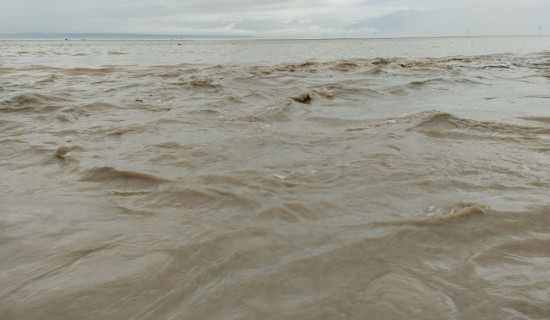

left=1, top=36, right=550, bottom=319
left=2, top=36, right=550, bottom=67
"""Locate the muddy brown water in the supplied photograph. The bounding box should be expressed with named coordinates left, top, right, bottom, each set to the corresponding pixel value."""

left=1, top=37, right=550, bottom=319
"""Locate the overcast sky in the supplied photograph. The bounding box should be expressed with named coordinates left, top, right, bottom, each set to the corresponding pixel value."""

left=1, top=0, right=548, bottom=38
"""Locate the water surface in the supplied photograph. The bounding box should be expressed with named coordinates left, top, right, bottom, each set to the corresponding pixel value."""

left=1, top=37, right=550, bottom=319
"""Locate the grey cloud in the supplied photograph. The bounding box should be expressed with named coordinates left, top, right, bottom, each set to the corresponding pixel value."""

left=1, top=0, right=548, bottom=37
left=233, top=19, right=289, bottom=32
left=344, top=1, right=550, bottom=37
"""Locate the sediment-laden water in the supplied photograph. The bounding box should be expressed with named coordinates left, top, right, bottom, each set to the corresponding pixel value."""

left=1, top=37, right=550, bottom=319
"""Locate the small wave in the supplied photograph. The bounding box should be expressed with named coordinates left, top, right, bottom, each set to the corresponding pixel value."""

left=113, top=206, right=153, bottom=216
left=360, top=272, right=456, bottom=317
left=325, top=84, right=381, bottom=99
left=156, top=71, right=183, bottom=79
left=0, top=67, right=13, bottom=76
left=250, top=61, right=319, bottom=76
left=257, top=201, right=339, bottom=222
left=62, top=67, right=121, bottom=76
left=407, top=78, right=450, bottom=90
left=406, top=77, right=482, bottom=90
left=370, top=57, right=397, bottom=66
left=200, top=174, right=252, bottom=187
left=57, top=107, right=85, bottom=122
left=80, top=167, right=169, bottom=188
left=422, top=202, right=490, bottom=222
left=347, top=202, right=491, bottom=229
left=291, top=91, right=313, bottom=104
left=404, top=111, right=456, bottom=130
left=36, top=74, right=59, bottom=84
left=189, top=79, right=217, bottom=88
left=187, top=109, right=221, bottom=117
left=172, top=78, right=221, bottom=89
left=360, top=67, right=385, bottom=76
left=54, top=145, right=83, bottom=161
left=398, top=54, right=510, bottom=68
left=400, top=111, right=550, bottom=141
left=148, top=187, right=260, bottom=210
left=520, top=116, right=550, bottom=123
left=2, top=93, right=68, bottom=106
left=86, top=124, right=150, bottom=137
left=480, top=64, right=512, bottom=69
left=244, top=100, right=293, bottom=122
left=1, top=93, right=69, bottom=113
left=81, top=102, right=118, bottom=113
left=0, top=120, right=21, bottom=131
left=316, top=87, right=335, bottom=98
left=331, top=60, right=360, bottom=72
left=153, top=141, right=192, bottom=150
left=56, top=102, right=117, bottom=121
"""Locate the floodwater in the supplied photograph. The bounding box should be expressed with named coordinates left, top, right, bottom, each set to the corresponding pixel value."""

left=1, top=37, right=550, bottom=319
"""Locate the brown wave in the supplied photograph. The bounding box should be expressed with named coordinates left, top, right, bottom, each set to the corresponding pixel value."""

left=0, top=120, right=22, bottom=131
left=80, top=102, right=118, bottom=114
left=153, top=141, right=193, bottom=150
left=257, top=201, right=340, bottom=222
left=291, top=91, right=313, bottom=103
left=370, top=57, right=397, bottom=66
left=249, top=61, right=320, bottom=76
left=0, top=67, right=16, bottom=75
left=172, top=78, right=221, bottom=90
left=54, top=145, right=83, bottom=161
left=420, top=202, right=490, bottom=223
left=147, top=187, right=260, bottom=210
left=62, top=67, right=122, bottom=76
left=403, top=111, right=550, bottom=141
left=80, top=167, right=169, bottom=188
left=398, top=54, right=513, bottom=68
left=36, top=75, right=59, bottom=84
left=157, top=204, right=495, bottom=319
left=199, top=174, right=253, bottom=187
left=406, top=77, right=483, bottom=90
left=315, top=87, right=335, bottom=98
left=85, top=124, right=152, bottom=137
left=519, top=116, right=550, bottom=123
left=243, top=100, right=293, bottom=122
left=323, top=83, right=381, bottom=99
left=1, top=93, right=70, bottom=113
left=331, top=60, right=360, bottom=72
left=56, top=102, right=119, bottom=122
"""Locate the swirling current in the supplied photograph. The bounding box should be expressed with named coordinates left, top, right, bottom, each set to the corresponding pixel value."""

left=1, top=37, right=550, bottom=319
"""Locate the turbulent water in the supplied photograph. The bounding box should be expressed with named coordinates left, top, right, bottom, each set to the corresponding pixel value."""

left=1, top=37, right=550, bottom=319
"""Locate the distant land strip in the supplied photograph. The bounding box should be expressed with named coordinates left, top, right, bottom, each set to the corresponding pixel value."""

left=0, top=33, right=254, bottom=40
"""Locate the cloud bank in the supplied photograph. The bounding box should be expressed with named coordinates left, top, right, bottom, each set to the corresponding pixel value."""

left=1, top=0, right=548, bottom=37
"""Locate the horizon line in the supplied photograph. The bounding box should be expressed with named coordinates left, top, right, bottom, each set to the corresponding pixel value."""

left=1, top=32, right=548, bottom=41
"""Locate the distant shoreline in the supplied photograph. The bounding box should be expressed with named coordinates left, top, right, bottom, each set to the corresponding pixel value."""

left=1, top=33, right=548, bottom=41
left=0, top=33, right=253, bottom=41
